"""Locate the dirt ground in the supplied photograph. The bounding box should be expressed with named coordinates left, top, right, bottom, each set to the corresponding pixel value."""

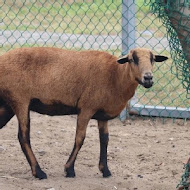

left=0, top=113, right=189, bottom=190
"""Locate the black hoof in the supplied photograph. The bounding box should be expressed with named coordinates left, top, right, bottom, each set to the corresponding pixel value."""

left=35, top=166, right=47, bottom=180
left=102, top=168, right=112, bottom=178
left=0, top=123, right=6, bottom=129
left=65, top=168, right=76, bottom=178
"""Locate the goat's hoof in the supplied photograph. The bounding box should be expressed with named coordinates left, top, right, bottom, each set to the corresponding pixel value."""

left=65, top=168, right=76, bottom=178
left=0, top=125, right=5, bottom=129
left=34, top=167, right=47, bottom=180
left=35, top=171, right=47, bottom=180
left=66, top=172, right=76, bottom=178
left=102, top=169, right=112, bottom=178
left=66, top=171, right=76, bottom=178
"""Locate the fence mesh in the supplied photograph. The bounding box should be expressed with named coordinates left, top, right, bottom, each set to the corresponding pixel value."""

left=149, top=0, right=190, bottom=98
left=0, top=0, right=189, bottom=119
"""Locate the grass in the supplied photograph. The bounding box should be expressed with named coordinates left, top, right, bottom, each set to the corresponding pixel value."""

left=0, top=0, right=121, bottom=35
left=0, top=0, right=189, bottom=109
left=0, top=0, right=160, bottom=36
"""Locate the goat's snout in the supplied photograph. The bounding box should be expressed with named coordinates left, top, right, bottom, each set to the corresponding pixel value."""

left=144, top=72, right=153, bottom=81
left=143, top=72, right=153, bottom=88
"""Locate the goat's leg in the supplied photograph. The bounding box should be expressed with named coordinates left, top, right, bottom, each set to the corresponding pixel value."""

left=0, top=105, right=14, bottom=129
left=65, top=110, right=92, bottom=177
left=16, top=104, right=47, bottom=179
left=98, top=120, right=111, bottom=177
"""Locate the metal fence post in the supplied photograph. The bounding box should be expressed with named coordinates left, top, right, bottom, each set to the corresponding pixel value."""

left=121, top=0, right=136, bottom=55
left=120, top=0, right=137, bottom=121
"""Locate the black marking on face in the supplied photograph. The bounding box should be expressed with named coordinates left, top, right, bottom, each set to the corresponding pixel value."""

left=128, top=59, right=133, bottom=63
left=150, top=52, right=154, bottom=64
left=132, top=51, right=139, bottom=65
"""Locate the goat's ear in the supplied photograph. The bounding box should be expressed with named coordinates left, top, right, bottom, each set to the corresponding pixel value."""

left=155, top=55, right=168, bottom=62
left=117, top=56, right=129, bottom=64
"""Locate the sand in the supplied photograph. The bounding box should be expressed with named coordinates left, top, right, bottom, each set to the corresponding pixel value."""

left=0, top=113, right=189, bottom=190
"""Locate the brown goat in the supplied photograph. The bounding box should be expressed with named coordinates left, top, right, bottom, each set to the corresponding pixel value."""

left=0, top=47, right=168, bottom=179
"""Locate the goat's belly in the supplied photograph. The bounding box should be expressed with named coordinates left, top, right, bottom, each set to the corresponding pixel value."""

left=30, top=99, right=79, bottom=116
left=92, top=110, right=118, bottom=121
left=30, top=99, right=118, bottom=120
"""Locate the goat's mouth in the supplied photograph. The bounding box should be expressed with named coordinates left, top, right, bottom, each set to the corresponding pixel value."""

left=136, top=78, right=154, bottom=89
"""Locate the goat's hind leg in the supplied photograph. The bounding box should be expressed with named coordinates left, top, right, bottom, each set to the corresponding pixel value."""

left=98, top=120, right=111, bottom=177
left=15, top=103, right=47, bottom=179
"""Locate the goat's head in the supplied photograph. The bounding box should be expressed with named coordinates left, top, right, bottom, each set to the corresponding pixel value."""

left=117, top=48, right=168, bottom=88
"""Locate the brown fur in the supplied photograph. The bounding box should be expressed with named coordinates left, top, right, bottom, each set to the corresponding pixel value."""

left=0, top=47, right=168, bottom=179
left=0, top=47, right=143, bottom=116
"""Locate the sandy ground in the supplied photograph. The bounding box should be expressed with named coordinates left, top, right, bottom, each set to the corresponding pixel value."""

left=0, top=113, right=189, bottom=190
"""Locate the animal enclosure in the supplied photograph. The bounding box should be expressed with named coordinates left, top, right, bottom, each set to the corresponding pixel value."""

left=0, top=1, right=190, bottom=189
left=0, top=0, right=189, bottom=119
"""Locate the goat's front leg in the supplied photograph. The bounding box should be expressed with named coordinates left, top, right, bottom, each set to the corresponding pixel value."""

left=98, top=120, right=111, bottom=177
left=16, top=104, right=47, bottom=179
left=65, top=110, right=92, bottom=177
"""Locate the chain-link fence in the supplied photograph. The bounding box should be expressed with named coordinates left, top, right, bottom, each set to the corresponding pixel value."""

left=150, top=0, right=190, bottom=96
left=0, top=0, right=189, bottom=120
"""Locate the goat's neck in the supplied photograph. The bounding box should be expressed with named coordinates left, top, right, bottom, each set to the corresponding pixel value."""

left=117, top=63, right=138, bottom=102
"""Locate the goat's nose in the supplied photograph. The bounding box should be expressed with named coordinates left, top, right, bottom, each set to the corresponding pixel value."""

left=144, top=72, right=153, bottom=81
left=143, top=72, right=154, bottom=88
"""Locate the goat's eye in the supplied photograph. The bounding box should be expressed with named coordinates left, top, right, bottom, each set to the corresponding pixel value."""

left=151, top=59, right=155, bottom=65
left=129, top=59, right=134, bottom=63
